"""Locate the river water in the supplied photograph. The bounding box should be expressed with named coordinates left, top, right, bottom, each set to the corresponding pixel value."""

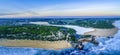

left=0, top=21, right=120, bottom=55
left=52, top=25, right=94, bottom=35
left=30, top=22, right=95, bottom=35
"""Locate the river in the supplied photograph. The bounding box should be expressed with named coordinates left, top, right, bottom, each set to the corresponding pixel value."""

left=30, top=22, right=117, bottom=36
left=52, top=25, right=94, bottom=35
left=30, top=22, right=95, bottom=35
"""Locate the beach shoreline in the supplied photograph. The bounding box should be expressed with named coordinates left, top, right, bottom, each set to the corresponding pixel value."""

left=84, top=28, right=118, bottom=37
left=0, top=40, right=71, bottom=50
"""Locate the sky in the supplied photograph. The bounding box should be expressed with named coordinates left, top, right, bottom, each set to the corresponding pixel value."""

left=0, top=0, right=120, bottom=18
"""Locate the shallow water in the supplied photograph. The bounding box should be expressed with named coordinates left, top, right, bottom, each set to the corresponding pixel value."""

left=1, top=21, right=120, bottom=55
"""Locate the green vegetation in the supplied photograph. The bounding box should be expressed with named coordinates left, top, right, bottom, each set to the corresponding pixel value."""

left=72, top=20, right=115, bottom=28
left=69, top=35, right=77, bottom=43
left=0, top=25, right=76, bottom=41
left=49, top=19, right=115, bottom=29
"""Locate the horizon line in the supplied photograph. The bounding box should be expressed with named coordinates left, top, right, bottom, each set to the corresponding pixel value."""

left=0, top=16, right=120, bottom=18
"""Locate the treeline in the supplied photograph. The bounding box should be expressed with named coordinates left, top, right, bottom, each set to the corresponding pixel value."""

left=49, top=18, right=116, bottom=28
left=72, top=20, right=115, bottom=28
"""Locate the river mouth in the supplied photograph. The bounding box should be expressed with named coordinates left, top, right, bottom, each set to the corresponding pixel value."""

left=0, top=20, right=120, bottom=55
left=70, top=20, right=120, bottom=55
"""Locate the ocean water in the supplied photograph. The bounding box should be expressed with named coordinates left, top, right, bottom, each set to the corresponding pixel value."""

left=0, top=21, right=120, bottom=55
left=0, top=47, right=75, bottom=55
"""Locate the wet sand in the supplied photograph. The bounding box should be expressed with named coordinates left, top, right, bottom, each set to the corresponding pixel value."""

left=0, top=40, right=71, bottom=50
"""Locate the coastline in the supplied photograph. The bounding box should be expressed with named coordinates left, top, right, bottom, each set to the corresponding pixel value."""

left=0, top=21, right=119, bottom=50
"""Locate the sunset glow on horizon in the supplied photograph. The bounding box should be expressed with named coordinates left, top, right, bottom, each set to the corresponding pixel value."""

left=0, top=0, right=120, bottom=18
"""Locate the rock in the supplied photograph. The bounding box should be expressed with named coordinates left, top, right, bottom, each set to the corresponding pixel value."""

left=75, top=42, right=84, bottom=50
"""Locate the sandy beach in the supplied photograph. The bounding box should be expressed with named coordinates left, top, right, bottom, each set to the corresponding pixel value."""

left=84, top=28, right=118, bottom=37
left=0, top=40, right=71, bottom=50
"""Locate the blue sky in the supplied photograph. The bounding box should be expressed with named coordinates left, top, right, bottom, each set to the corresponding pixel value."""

left=0, top=0, right=120, bottom=17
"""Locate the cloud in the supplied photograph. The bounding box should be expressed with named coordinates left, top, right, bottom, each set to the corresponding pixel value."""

left=0, top=13, right=20, bottom=16
left=0, top=11, right=39, bottom=18
left=32, top=3, right=120, bottom=16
